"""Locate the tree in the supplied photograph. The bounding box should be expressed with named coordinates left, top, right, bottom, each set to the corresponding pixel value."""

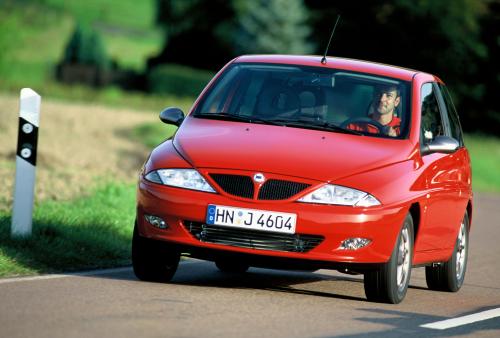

left=229, top=0, right=313, bottom=55
left=150, top=0, right=312, bottom=70
left=305, top=0, right=494, bottom=133
left=63, top=24, right=110, bottom=69
left=149, top=0, right=235, bottom=70
left=477, top=0, right=500, bottom=132
left=57, top=24, right=112, bottom=86
left=392, top=0, right=489, bottom=132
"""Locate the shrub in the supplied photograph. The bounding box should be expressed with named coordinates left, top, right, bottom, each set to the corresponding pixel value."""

left=57, top=24, right=113, bottom=86
left=63, top=24, right=110, bottom=69
left=148, top=64, right=214, bottom=97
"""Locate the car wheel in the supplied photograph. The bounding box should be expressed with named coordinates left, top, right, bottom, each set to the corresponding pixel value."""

left=215, top=258, right=249, bottom=273
left=425, top=211, right=469, bottom=292
left=132, top=221, right=180, bottom=282
left=364, top=213, right=414, bottom=304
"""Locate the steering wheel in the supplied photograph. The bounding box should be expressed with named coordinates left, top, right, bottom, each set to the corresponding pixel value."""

left=340, top=117, right=390, bottom=135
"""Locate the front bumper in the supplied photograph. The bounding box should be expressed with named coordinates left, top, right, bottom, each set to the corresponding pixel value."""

left=137, top=180, right=408, bottom=265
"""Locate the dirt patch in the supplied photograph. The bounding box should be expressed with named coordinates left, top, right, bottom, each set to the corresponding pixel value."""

left=0, top=93, right=159, bottom=211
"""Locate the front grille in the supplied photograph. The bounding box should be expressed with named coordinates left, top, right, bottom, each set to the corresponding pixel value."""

left=209, top=173, right=310, bottom=200
left=184, top=221, right=323, bottom=253
left=209, top=174, right=254, bottom=198
left=258, top=179, right=310, bottom=200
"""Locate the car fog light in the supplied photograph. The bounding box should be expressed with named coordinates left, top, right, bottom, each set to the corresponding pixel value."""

left=340, top=238, right=371, bottom=250
left=144, top=215, right=168, bottom=229
left=293, top=237, right=306, bottom=252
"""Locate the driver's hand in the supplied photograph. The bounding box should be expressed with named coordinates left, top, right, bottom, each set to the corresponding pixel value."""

left=387, top=126, right=397, bottom=137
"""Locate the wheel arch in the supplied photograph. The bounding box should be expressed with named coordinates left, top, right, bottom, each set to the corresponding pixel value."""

left=466, top=199, right=473, bottom=230
left=408, top=202, right=421, bottom=243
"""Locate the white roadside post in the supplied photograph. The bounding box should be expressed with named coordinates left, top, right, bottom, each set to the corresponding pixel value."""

left=11, top=88, right=41, bottom=238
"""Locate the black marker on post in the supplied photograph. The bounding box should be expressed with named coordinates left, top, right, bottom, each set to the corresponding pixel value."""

left=11, top=88, right=41, bottom=238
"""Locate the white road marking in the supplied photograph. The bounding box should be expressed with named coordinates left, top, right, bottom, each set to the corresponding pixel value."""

left=420, top=308, right=500, bottom=330
left=0, top=267, right=132, bottom=284
left=0, top=260, right=199, bottom=285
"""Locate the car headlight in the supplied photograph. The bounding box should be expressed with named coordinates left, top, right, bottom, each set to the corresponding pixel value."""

left=145, top=169, right=216, bottom=193
left=297, top=184, right=381, bottom=207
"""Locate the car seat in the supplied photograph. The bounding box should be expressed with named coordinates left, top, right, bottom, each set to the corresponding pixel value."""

left=254, top=80, right=300, bottom=119
left=296, top=86, right=327, bottom=122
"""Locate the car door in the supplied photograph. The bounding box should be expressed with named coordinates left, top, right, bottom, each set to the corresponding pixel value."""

left=417, top=82, right=464, bottom=251
left=438, top=84, right=472, bottom=209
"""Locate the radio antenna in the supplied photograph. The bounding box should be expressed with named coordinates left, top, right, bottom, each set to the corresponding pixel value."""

left=321, top=15, right=341, bottom=65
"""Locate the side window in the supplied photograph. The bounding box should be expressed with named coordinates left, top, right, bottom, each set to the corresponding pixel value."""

left=420, top=83, right=444, bottom=145
left=438, top=84, right=464, bottom=146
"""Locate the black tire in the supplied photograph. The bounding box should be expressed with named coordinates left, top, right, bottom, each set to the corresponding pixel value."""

left=215, top=258, right=249, bottom=273
left=425, top=211, right=469, bottom=292
left=132, top=222, right=180, bottom=282
left=364, top=213, right=414, bottom=304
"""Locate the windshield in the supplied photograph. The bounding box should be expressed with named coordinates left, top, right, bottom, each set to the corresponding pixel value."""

left=193, top=63, right=411, bottom=138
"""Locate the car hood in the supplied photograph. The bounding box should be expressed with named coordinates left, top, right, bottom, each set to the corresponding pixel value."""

left=172, top=117, right=414, bottom=182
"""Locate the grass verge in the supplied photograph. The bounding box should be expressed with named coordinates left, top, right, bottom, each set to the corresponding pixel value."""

left=0, top=182, right=136, bottom=277
left=131, top=122, right=178, bottom=148
left=0, top=0, right=161, bottom=80
left=465, top=134, right=500, bottom=193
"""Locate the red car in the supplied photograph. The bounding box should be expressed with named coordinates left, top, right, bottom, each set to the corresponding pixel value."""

left=133, top=55, right=472, bottom=304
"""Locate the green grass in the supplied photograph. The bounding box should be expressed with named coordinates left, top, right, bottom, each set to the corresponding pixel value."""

left=0, top=0, right=177, bottom=112
left=44, top=0, right=158, bottom=30
left=132, top=122, right=178, bottom=148
left=0, top=5, right=73, bottom=86
left=465, top=134, right=500, bottom=193
left=40, top=83, right=194, bottom=113
left=41, top=0, right=162, bottom=71
left=0, top=182, right=136, bottom=277
left=0, top=0, right=212, bottom=113
left=0, top=0, right=161, bottom=92
left=102, top=30, right=162, bottom=70
left=1, top=81, right=194, bottom=113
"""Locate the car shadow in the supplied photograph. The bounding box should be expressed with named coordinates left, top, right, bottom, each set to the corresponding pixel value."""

left=183, top=262, right=369, bottom=302
left=87, top=259, right=448, bottom=303
left=92, top=259, right=369, bottom=302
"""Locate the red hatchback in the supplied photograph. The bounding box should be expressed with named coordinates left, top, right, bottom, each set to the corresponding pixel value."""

left=133, top=55, right=472, bottom=304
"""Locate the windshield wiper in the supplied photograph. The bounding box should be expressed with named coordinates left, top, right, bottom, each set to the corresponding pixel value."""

left=194, top=113, right=285, bottom=126
left=267, top=118, right=363, bottom=135
left=194, top=113, right=362, bottom=134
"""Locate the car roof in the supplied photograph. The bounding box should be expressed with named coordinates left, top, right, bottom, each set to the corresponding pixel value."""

left=234, top=55, right=426, bottom=82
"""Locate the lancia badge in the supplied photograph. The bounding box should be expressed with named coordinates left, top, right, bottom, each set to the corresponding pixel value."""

left=253, top=173, right=265, bottom=183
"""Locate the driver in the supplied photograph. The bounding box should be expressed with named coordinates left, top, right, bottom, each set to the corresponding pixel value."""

left=347, top=85, right=402, bottom=137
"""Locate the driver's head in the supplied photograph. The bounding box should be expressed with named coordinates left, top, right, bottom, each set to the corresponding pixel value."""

left=374, top=85, right=401, bottom=116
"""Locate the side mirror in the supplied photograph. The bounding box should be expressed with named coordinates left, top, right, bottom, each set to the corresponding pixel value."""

left=421, top=136, right=459, bottom=156
left=159, top=107, right=185, bottom=127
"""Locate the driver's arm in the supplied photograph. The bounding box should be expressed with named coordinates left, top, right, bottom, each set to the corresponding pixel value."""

left=387, top=127, right=397, bottom=137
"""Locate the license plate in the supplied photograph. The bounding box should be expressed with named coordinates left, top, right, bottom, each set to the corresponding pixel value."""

left=206, top=204, right=296, bottom=234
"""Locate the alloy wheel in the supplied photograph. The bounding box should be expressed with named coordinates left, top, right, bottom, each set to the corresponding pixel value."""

left=456, top=221, right=467, bottom=281
left=396, top=226, right=411, bottom=292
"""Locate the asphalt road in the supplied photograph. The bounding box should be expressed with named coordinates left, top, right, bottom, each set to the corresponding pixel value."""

left=1, top=193, right=499, bottom=338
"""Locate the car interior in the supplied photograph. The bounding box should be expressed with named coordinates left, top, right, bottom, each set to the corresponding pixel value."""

left=197, top=64, right=410, bottom=138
